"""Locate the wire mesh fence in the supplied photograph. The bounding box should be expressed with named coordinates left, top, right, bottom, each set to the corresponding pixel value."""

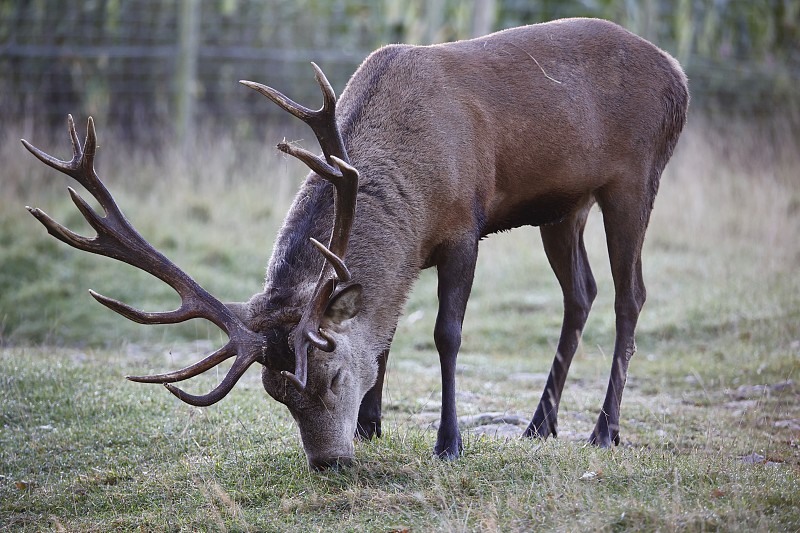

left=2, top=0, right=798, bottom=144
left=2, top=0, right=375, bottom=142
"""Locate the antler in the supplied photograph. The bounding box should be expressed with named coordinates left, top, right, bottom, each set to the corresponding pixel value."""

left=242, top=65, right=360, bottom=392
left=21, top=115, right=265, bottom=407
left=240, top=62, right=347, bottom=165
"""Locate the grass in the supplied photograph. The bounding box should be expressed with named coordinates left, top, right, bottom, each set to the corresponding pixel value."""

left=1, top=115, right=799, bottom=531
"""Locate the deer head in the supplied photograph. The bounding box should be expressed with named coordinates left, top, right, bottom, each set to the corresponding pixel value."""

left=22, top=64, right=373, bottom=470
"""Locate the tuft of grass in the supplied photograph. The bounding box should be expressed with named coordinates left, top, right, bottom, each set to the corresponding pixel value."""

left=1, top=115, right=799, bottom=530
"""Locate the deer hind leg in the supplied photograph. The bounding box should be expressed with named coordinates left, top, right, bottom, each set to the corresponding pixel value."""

left=433, top=238, right=479, bottom=460
left=356, top=347, right=390, bottom=440
left=590, top=185, right=651, bottom=447
left=524, top=203, right=597, bottom=440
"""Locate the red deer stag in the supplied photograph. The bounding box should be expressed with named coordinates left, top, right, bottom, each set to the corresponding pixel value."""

left=23, top=18, right=688, bottom=470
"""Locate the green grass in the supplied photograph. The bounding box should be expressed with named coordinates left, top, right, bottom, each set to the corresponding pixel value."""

left=1, top=116, right=799, bottom=531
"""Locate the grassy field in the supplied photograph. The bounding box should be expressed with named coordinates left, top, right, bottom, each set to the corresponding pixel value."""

left=1, top=115, right=799, bottom=531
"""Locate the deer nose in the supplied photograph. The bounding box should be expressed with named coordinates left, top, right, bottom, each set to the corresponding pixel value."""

left=308, top=455, right=353, bottom=471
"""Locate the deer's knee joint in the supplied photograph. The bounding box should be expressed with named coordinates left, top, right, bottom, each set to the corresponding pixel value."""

left=434, top=320, right=462, bottom=359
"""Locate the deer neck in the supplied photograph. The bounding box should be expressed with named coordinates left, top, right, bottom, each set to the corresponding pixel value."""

left=249, top=168, right=418, bottom=349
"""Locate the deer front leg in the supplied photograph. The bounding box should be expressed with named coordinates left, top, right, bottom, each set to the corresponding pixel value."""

left=433, top=239, right=478, bottom=460
left=356, top=348, right=389, bottom=439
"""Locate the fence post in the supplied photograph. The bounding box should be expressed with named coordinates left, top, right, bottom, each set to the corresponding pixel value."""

left=176, top=0, right=200, bottom=146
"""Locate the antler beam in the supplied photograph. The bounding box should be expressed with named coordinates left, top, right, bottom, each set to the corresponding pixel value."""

left=22, top=115, right=266, bottom=406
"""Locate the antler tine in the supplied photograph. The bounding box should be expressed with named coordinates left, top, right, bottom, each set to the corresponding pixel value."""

left=278, top=141, right=360, bottom=255
left=25, top=205, right=95, bottom=250
left=163, top=349, right=261, bottom=407
left=22, top=116, right=266, bottom=406
left=89, top=289, right=195, bottom=325
left=309, top=238, right=351, bottom=282
left=277, top=142, right=339, bottom=179
left=285, top=277, right=337, bottom=391
left=310, top=62, right=336, bottom=116
left=276, top=146, right=358, bottom=261
left=127, top=343, right=236, bottom=383
left=23, top=116, right=119, bottom=214
left=239, top=80, right=316, bottom=121
left=20, top=114, right=83, bottom=174
left=242, top=63, right=347, bottom=164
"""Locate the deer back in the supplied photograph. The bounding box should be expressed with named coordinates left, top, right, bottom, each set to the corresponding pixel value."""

left=334, top=18, right=687, bottom=254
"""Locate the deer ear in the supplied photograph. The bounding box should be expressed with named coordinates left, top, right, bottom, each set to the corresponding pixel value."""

left=322, top=284, right=363, bottom=328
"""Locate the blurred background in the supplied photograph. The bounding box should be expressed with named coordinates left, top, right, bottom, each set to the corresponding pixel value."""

left=2, top=0, right=799, bottom=144
left=1, top=0, right=798, bottom=346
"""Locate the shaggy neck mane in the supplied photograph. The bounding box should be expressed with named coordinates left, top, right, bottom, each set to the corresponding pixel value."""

left=264, top=176, right=334, bottom=307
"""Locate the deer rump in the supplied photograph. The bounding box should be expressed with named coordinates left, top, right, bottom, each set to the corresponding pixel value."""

left=23, top=18, right=688, bottom=470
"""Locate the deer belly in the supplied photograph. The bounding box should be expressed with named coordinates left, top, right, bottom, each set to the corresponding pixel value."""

left=484, top=192, right=588, bottom=235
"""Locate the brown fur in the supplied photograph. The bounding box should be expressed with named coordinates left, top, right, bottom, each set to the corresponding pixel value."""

left=246, top=18, right=688, bottom=467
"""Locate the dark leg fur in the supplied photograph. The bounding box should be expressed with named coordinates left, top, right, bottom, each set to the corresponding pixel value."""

left=589, top=188, right=650, bottom=447
left=433, top=239, right=479, bottom=459
left=356, top=348, right=389, bottom=440
left=525, top=205, right=596, bottom=439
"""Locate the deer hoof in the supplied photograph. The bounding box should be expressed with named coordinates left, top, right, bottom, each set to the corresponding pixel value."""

left=588, top=428, right=620, bottom=448
left=523, top=411, right=558, bottom=440
left=434, top=435, right=463, bottom=460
